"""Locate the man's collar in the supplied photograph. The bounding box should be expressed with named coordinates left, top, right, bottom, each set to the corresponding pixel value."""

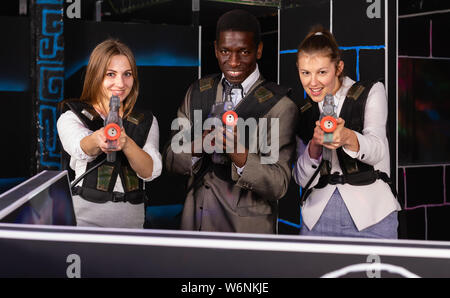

left=221, top=64, right=260, bottom=96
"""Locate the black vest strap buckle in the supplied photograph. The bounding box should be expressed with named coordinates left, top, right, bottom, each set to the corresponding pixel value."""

left=73, top=186, right=144, bottom=205
left=328, top=172, right=347, bottom=185
left=315, top=170, right=393, bottom=190
left=111, top=192, right=126, bottom=202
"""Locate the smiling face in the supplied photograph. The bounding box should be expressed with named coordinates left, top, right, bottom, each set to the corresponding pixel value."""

left=101, top=54, right=134, bottom=104
left=215, top=30, right=263, bottom=84
left=297, top=52, right=344, bottom=102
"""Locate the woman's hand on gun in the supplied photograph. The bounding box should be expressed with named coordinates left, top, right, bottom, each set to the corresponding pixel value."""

left=93, top=127, right=129, bottom=153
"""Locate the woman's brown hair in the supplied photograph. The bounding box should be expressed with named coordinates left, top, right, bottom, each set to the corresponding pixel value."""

left=80, top=39, right=139, bottom=118
left=297, top=25, right=344, bottom=82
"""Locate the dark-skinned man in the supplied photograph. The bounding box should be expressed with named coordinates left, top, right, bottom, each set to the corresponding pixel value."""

left=164, top=9, right=298, bottom=233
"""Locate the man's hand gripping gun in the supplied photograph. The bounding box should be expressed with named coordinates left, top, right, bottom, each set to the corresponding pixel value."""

left=206, top=101, right=238, bottom=151
left=209, top=101, right=238, bottom=129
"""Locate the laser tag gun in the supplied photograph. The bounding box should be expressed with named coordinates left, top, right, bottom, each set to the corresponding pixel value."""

left=104, top=95, right=122, bottom=162
left=208, top=101, right=238, bottom=130
left=319, top=94, right=337, bottom=143
left=319, top=94, right=337, bottom=162
left=207, top=101, right=238, bottom=160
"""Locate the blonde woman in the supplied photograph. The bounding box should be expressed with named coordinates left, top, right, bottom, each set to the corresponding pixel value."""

left=58, top=39, right=161, bottom=228
left=294, top=26, right=401, bottom=238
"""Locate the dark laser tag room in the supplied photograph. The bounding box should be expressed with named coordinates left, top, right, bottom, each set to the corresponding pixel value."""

left=0, top=0, right=450, bottom=281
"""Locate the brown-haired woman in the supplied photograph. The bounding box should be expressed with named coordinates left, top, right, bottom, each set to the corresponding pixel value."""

left=57, top=39, right=162, bottom=228
left=293, top=26, right=401, bottom=239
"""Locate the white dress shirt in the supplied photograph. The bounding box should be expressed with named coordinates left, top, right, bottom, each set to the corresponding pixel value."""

left=294, top=76, right=401, bottom=231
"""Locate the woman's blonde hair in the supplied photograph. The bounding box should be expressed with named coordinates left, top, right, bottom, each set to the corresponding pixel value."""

left=80, top=39, right=139, bottom=118
left=297, top=25, right=344, bottom=82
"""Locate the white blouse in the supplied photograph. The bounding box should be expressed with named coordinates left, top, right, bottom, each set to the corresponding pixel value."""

left=294, top=76, right=401, bottom=231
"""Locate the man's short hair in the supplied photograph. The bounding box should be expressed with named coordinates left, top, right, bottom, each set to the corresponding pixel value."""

left=216, top=9, right=261, bottom=46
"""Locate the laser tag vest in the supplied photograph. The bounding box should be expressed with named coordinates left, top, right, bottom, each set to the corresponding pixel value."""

left=298, top=80, right=395, bottom=196
left=61, top=100, right=153, bottom=204
left=189, top=73, right=291, bottom=182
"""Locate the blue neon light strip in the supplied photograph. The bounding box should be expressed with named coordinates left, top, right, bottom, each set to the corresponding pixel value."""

left=145, top=204, right=184, bottom=219
left=340, top=46, right=385, bottom=81
left=136, top=53, right=200, bottom=67
left=279, top=49, right=298, bottom=54
left=37, top=0, right=63, bottom=3
left=0, top=81, right=28, bottom=92
left=280, top=45, right=385, bottom=81
left=65, top=55, right=200, bottom=79
left=0, top=177, right=26, bottom=186
left=38, top=105, right=61, bottom=168
left=278, top=218, right=302, bottom=229
left=280, top=45, right=385, bottom=54
left=339, top=45, right=385, bottom=51
left=0, top=177, right=26, bottom=193
left=277, top=171, right=303, bottom=230
left=278, top=202, right=303, bottom=230
left=64, top=59, right=88, bottom=79
left=38, top=60, right=63, bottom=65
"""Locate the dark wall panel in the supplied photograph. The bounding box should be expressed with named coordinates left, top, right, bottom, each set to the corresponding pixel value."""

left=0, top=17, right=32, bottom=180
left=279, top=53, right=303, bottom=101
left=398, top=58, right=450, bottom=165
left=0, top=17, right=29, bottom=92
left=280, top=2, right=330, bottom=107
left=398, top=207, right=426, bottom=240
left=340, top=50, right=357, bottom=82
left=405, top=167, right=443, bottom=208
left=3, top=92, right=32, bottom=178
left=399, top=16, right=430, bottom=56
left=447, top=166, right=450, bottom=201
left=398, top=5, right=450, bottom=241
left=432, top=14, right=450, bottom=58
left=428, top=206, right=450, bottom=241
left=333, top=0, right=385, bottom=46
left=280, top=1, right=330, bottom=51
left=359, top=49, right=385, bottom=81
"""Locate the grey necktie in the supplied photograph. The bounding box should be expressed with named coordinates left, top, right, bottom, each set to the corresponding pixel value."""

left=222, top=79, right=243, bottom=102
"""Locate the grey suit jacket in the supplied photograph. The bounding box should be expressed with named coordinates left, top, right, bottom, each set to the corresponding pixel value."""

left=164, top=76, right=299, bottom=234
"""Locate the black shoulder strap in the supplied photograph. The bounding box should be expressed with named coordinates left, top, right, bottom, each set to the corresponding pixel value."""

left=337, top=79, right=381, bottom=175
left=59, top=100, right=103, bottom=181
left=299, top=159, right=325, bottom=206
left=64, top=100, right=154, bottom=148
left=190, top=75, right=291, bottom=122
left=339, top=80, right=379, bottom=133
left=190, top=74, right=222, bottom=124
left=235, top=80, right=291, bottom=120
left=63, top=100, right=104, bottom=131
left=297, top=99, right=320, bottom=145
left=123, top=109, right=154, bottom=147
